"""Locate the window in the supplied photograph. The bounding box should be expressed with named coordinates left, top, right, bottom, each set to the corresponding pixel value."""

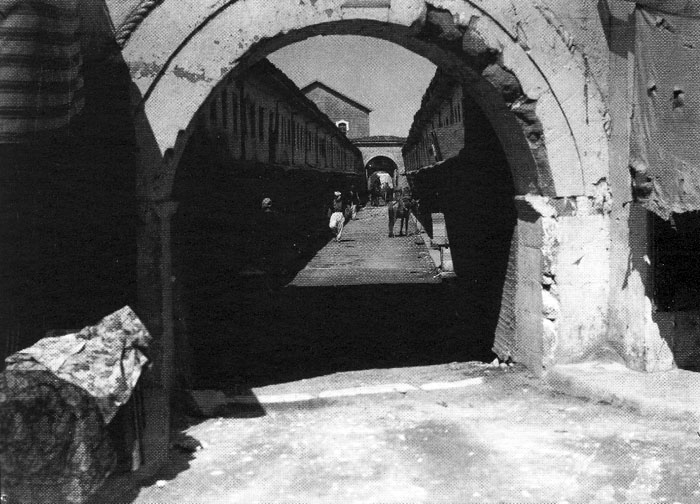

left=249, top=103, right=256, bottom=138
left=336, top=120, right=348, bottom=135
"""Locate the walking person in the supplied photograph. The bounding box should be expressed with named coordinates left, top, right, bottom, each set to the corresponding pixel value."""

left=348, top=185, right=360, bottom=220
left=371, top=178, right=381, bottom=207
left=328, top=191, right=346, bottom=242
left=256, top=197, right=279, bottom=291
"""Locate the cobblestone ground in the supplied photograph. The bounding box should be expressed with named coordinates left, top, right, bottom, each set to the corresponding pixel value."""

left=290, top=206, right=439, bottom=286
left=93, top=363, right=700, bottom=504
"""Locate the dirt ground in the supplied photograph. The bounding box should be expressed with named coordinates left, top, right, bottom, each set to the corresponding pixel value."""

left=94, top=363, right=700, bottom=504
left=91, top=207, right=700, bottom=503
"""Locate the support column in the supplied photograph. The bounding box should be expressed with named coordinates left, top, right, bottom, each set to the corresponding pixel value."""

left=156, top=201, right=179, bottom=397
left=509, top=197, right=546, bottom=375
left=135, top=199, right=178, bottom=476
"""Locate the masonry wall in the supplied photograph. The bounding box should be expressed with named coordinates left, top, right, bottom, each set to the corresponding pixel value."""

left=303, top=87, right=370, bottom=139
left=529, top=0, right=677, bottom=371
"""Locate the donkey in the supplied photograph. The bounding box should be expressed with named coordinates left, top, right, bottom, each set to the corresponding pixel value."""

left=388, top=190, right=414, bottom=237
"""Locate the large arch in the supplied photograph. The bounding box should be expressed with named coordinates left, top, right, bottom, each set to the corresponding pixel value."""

left=118, top=0, right=612, bottom=471
left=123, top=0, right=609, bottom=201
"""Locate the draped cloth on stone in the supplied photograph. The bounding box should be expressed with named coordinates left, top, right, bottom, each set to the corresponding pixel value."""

left=4, top=306, right=151, bottom=424
left=0, top=306, right=150, bottom=503
left=630, top=5, right=700, bottom=218
left=0, top=366, right=117, bottom=504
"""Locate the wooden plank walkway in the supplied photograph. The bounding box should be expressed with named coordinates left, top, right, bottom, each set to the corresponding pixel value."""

left=288, top=206, right=440, bottom=286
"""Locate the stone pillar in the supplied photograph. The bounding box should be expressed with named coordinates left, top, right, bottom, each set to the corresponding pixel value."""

left=135, top=199, right=178, bottom=475
left=509, top=197, right=547, bottom=375
left=497, top=192, right=614, bottom=374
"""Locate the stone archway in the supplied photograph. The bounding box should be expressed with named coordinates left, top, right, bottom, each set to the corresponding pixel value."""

left=118, top=0, right=611, bottom=469
left=124, top=1, right=609, bottom=201
left=366, top=155, right=399, bottom=191
left=354, top=136, right=407, bottom=189
left=123, top=0, right=611, bottom=373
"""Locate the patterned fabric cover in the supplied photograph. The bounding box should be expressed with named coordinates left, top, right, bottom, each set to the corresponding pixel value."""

left=0, top=306, right=151, bottom=503
left=5, top=305, right=151, bottom=423
left=0, top=363, right=116, bottom=504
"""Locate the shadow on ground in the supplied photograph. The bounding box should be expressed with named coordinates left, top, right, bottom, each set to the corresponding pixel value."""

left=88, top=400, right=266, bottom=504
left=188, top=280, right=497, bottom=388
left=87, top=432, right=197, bottom=504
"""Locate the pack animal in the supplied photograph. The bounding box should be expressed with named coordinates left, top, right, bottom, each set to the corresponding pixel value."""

left=388, top=194, right=414, bottom=237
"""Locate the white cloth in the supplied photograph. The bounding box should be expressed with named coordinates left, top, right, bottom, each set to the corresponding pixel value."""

left=329, top=211, right=344, bottom=230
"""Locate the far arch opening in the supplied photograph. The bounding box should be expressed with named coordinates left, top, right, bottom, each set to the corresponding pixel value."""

left=164, top=38, right=519, bottom=389
left=141, top=26, right=537, bottom=387
left=366, top=155, right=398, bottom=192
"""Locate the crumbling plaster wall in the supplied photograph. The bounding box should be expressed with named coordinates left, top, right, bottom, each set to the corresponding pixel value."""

left=533, top=0, right=671, bottom=371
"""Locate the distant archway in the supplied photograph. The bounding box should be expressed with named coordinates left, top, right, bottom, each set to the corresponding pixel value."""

left=354, top=135, right=407, bottom=189
left=366, top=155, right=398, bottom=190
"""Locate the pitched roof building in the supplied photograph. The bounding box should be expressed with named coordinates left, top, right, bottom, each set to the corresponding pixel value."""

left=301, top=81, right=372, bottom=140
